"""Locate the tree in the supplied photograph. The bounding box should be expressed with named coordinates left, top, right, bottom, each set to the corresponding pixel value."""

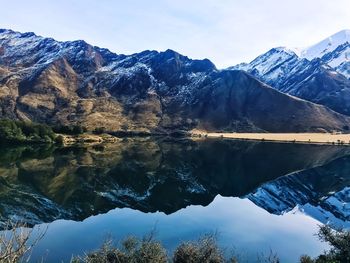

left=0, top=119, right=55, bottom=143
left=300, top=225, right=350, bottom=263
left=93, top=127, right=106, bottom=135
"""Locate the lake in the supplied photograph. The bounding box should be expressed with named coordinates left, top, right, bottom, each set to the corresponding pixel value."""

left=0, top=138, right=350, bottom=262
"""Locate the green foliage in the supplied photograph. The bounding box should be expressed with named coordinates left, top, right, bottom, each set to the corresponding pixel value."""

left=121, top=124, right=129, bottom=131
left=173, top=235, right=224, bottom=263
left=0, top=145, right=55, bottom=166
left=73, top=236, right=167, bottom=263
left=316, top=225, right=350, bottom=262
left=53, top=124, right=87, bottom=135
left=72, top=234, right=240, bottom=263
left=0, top=119, right=56, bottom=144
left=299, top=255, right=314, bottom=263
left=55, top=135, right=65, bottom=145
left=300, top=225, right=350, bottom=263
left=5, top=220, right=350, bottom=263
left=92, top=127, right=106, bottom=135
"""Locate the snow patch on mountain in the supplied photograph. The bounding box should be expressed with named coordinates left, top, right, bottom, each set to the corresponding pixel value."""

left=247, top=170, right=350, bottom=229
left=300, top=29, right=350, bottom=60
left=233, top=29, right=350, bottom=82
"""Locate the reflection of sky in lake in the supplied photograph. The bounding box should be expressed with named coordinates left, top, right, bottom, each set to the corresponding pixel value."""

left=30, top=196, right=328, bottom=263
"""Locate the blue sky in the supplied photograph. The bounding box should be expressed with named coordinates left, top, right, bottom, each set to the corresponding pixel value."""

left=0, top=0, right=349, bottom=68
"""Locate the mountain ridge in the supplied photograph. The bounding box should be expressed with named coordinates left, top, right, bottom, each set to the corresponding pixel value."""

left=300, top=29, right=350, bottom=60
left=233, top=30, right=350, bottom=116
left=1, top=29, right=350, bottom=132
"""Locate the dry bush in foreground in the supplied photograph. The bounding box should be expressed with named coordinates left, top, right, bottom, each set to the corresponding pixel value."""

left=72, top=235, right=167, bottom=263
left=6, top=223, right=349, bottom=263
left=0, top=221, right=46, bottom=263
left=256, top=249, right=280, bottom=263
left=73, top=234, right=241, bottom=263
left=172, top=235, right=225, bottom=263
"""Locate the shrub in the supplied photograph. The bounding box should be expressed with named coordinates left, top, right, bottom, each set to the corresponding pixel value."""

left=316, top=225, right=350, bottom=262
left=173, top=235, right=224, bottom=263
left=93, top=127, right=106, bottom=135
left=256, top=249, right=280, bottom=263
left=73, top=234, right=241, bottom=263
left=0, top=119, right=55, bottom=143
left=300, top=225, right=350, bottom=263
left=299, top=255, right=314, bottom=263
left=0, top=221, right=46, bottom=263
left=73, top=235, right=167, bottom=263
left=53, top=125, right=87, bottom=135
left=55, top=135, right=65, bottom=145
left=121, top=124, right=129, bottom=131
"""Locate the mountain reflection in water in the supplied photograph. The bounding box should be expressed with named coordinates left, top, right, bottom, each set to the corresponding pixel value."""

left=0, top=138, right=349, bottom=228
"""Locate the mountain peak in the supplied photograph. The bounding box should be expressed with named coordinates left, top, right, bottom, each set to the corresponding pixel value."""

left=271, top=46, right=299, bottom=56
left=0, top=28, right=14, bottom=33
left=1, top=28, right=350, bottom=133
left=0, top=28, right=16, bottom=38
left=335, top=29, right=350, bottom=38
left=300, top=29, right=350, bottom=60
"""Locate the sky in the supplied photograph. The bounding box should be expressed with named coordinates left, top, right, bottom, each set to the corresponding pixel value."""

left=0, top=0, right=349, bottom=68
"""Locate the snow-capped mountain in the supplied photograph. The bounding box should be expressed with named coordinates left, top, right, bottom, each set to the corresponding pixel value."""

left=300, top=29, right=350, bottom=78
left=319, top=42, right=350, bottom=79
left=233, top=30, right=350, bottom=116
left=300, top=29, right=350, bottom=60
left=1, top=28, right=350, bottom=132
left=232, top=47, right=309, bottom=90
left=232, top=47, right=350, bottom=116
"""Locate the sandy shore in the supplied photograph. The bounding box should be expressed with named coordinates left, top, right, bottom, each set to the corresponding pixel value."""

left=191, top=131, right=350, bottom=145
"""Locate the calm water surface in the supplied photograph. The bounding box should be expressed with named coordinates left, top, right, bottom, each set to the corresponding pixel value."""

left=0, top=138, right=350, bottom=262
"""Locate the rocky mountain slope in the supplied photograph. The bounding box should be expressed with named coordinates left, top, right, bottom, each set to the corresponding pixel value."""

left=1, top=29, right=350, bottom=132
left=233, top=32, right=350, bottom=116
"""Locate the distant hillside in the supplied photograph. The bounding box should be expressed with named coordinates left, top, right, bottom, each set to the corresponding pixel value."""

left=1, top=29, right=350, bottom=132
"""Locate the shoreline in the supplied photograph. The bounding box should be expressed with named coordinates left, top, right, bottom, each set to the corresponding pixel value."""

left=8, top=131, right=350, bottom=147
left=190, top=131, right=350, bottom=146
